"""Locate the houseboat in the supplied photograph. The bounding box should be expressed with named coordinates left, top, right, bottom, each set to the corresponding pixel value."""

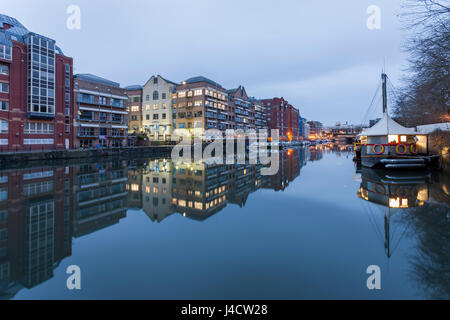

left=356, top=74, right=430, bottom=169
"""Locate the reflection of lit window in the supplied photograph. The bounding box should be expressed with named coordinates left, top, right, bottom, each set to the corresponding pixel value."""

left=172, top=198, right=177, bottom=204
left=188, top=201, right=193, bottom=208
left=131, top=184, right=139, bottom=192
left=178, top=200, right=186, bottom=207
left=162, top=188, right=167, bottom=195
left=389, top=197, right=408, bottom=208
left=152, top=187, right=159, bottom=194
left=195, top=191, right=201, bottom=197
left=417, top=188, right=428, bottom=201
left=194, top=202, right=202, bottom=210
left=145, top=186, right=150, bottom=193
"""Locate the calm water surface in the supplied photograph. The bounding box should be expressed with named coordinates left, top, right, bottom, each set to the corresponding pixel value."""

left=0, top=146, right=448, bottom=299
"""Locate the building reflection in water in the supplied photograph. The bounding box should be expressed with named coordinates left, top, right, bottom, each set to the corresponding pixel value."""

left=356, top=167, right=449, bottom=299
left=0, top=148, right=307, bottom=298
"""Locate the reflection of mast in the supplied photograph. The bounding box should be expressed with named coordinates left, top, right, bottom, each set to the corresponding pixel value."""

left=384, top=211, right=391, bottom=258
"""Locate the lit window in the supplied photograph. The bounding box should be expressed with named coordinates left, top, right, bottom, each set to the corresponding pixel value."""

left=388, top=135, right=399, bottom=143
left=400, top=136, right=407, bottom=142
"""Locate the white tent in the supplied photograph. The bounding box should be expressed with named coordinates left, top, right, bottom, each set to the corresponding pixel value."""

left=360, top=113, right=417, bottom=136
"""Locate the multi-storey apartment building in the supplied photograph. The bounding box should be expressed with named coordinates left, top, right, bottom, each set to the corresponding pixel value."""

left=174, top=76, right=230, bottom=137
left=0, top=14, right=74, bottom=151
left=249, top=97, right=267, bottom=131
left=125, top=85, right=142, bottom=133
left=261, top=97, right=300, bottom=140
left=227, top=86, right=255, bottom=132
left=142, top=75, right=177, bottom=141
left=73, top=74, right=128, bottom=149
left=307, top=120, right=323, bottom=139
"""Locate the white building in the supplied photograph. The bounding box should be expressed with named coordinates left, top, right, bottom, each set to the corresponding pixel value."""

left=142, top=75, right=178, bottom=141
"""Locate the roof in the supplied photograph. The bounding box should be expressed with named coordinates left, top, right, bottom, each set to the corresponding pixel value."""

left=159, top=75, right=178, bottom=86
left=74, top=73, right=120, bottom=88
left=0, top=14, right=29, bottom=45
left=359, top=113, right=416, bottom=136
left=227, top=88, right=239, bottom=94
left=124, top=85, right=143, bottom=91
left=184, top=76, right=222, bottom=88
left=416, top=122, right=450, bottom=134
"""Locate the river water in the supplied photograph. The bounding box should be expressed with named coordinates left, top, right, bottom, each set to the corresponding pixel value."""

left=0, top=145, right=448, bottom=299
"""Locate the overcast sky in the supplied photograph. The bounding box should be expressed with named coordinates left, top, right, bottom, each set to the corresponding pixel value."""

left=3, top=0, right=412, bottom=126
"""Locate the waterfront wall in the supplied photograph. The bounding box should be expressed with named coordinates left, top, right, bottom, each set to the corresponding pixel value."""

left=0, top=146, right=173, bottom=166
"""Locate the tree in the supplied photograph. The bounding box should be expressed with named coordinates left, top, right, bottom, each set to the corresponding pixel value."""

left=393, top=0, right=450, bottom=126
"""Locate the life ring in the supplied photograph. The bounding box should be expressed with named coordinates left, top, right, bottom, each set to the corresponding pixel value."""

left=410, top=144, right=418, bottom=154
left=396, top=144, right=408, bottom=155
left=373, top=144, right=385, bottom=154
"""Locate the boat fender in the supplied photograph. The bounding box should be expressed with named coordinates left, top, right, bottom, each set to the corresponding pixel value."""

left=373, top=144, right=385, bottom=154
left=396, top=144, right=408, bottom=155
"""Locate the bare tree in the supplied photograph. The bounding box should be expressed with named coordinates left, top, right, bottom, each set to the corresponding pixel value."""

left=393, top=0, right=450, bottom=126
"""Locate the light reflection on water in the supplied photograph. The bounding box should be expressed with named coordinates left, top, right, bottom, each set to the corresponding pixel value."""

left=0, top=145, right=448, bottom=299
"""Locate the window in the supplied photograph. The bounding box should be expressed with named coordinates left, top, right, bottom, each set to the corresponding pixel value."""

left=194, top=89, right=202, bottom=96
left=24, top=122, right=54, bottom=134
left=0, top=45, right=12, bottom=60
left=153, top=104, right=158, bottom=110
left=153, top=77, right=158, bottom=84
left=0, top=65, right=8, bottom=75
left=146, top=95, right=150, bottom=101
left=0, top=120, right=8, bottom=133
left=98, top=96, right=107, bottom=105
left=0, top=83, right=8, bottom=93
left=146, top=114, right=150, bottom=120
left=132, top=97, right=139, bottom=103
left=178, top=91, right=186, bottom=98
left=161, top=93, right=166, bottom=99
left=153, top=114, right=159, bottom=120
left=153, top=91, right=159, bottom=100
left=162, top=103, right=166, bottom=109
left=162, top=113, right=166, bottom=119
left=0, top=101, right=8, bottom=111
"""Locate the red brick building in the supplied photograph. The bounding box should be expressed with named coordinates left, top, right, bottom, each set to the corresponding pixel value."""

left=0, top=14, right=74, bottom=152
left=261, top=97, right=300, bottom=140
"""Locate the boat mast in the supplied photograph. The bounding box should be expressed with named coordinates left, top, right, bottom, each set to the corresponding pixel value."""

left=382, top=73, right=387, bottom=114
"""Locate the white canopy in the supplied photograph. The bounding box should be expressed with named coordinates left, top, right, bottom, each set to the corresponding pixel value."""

left=359, top=113, right=417, bottom=137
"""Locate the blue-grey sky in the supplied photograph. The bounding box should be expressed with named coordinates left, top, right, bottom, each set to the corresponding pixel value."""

left=2, top=0, right=411, bottom=126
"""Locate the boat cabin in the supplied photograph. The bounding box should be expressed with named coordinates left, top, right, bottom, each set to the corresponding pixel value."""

left=358, top=113, right=428, bottom=168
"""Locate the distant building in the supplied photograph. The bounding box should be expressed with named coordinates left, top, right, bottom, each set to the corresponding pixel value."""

left=261, top=97, right=300, bottom=140
left=142, top=75, right=177, bottom=141
left=125, top=85, right=143, bottom=133
left=0, top=14, right=74, bottom=151
left=307, top=120, right=323, bottom=139
left=73, top=74, right=128, bottom=148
